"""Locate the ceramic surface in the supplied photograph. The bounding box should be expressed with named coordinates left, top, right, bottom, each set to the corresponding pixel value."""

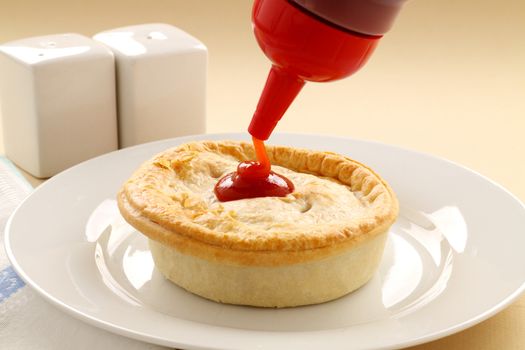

left=0, top=33, right=118, bottom=177
left=6, top=133, right=525, bottom=349
left=94, top=24, right=207, bottom=148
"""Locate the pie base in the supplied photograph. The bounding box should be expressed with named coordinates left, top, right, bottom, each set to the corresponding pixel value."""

left=148, top=230, right=388, bottom=308
left=118, top=141, right=399, bottom=308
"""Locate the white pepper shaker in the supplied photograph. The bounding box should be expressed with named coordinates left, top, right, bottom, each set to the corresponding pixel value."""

left=0, top=33, right=118, bottom=178
left=94, top=23, right=207, bottom=148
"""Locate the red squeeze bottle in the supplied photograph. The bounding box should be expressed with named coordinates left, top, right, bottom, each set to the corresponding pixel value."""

left=215, top=0, right=406, bottom=202
left=248, top=0, right=406, bottom=141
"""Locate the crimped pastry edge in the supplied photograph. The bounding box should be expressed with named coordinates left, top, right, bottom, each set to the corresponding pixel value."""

left=117, top=140, right=398, bottom=264
left=118, top=190, right=393, bottom=267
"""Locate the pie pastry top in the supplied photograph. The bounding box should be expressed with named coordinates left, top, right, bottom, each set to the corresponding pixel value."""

left=118, top=141, right=398, bottom=265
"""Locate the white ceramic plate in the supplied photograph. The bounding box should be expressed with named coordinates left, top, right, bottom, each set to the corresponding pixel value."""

left=6, top=133, right=525, bottom=350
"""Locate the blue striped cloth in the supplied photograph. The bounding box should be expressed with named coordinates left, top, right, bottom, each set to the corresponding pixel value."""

left=0, top=266, right=25, bottom=302
left=0, top=157, right=31, bottom=301
left=0, top=156, right=163, bottom=349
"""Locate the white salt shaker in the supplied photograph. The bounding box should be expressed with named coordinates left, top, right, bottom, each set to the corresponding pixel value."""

left=94, top=23, right=207, bottom=148
left=0, top=33, right=118, bottom=178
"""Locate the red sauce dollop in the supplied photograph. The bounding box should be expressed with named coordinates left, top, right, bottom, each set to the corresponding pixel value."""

left=214, top=137, right=294, bottom=202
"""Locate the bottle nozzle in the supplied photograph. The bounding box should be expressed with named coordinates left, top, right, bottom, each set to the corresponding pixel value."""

left=248, top=66, right=305, bottom=141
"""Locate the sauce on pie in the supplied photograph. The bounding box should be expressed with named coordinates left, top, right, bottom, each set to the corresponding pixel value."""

left=214, top=137, right=294, bottom=202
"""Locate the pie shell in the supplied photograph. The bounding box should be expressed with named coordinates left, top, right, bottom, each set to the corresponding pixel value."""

left=117, top=141, right=398, bottom=307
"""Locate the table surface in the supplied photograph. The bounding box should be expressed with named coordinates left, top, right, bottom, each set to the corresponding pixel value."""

left=1, top=0, right=524, bottom=349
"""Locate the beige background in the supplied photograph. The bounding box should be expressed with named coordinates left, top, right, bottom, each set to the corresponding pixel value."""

left=1, top=0, right=524, bottom=349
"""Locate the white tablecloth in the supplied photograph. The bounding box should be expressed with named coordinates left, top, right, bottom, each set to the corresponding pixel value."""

left=0, top=157, right=165, bottom=350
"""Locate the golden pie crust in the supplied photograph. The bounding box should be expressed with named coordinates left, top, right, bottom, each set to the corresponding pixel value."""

left=117, top=140, right=398, bottom=307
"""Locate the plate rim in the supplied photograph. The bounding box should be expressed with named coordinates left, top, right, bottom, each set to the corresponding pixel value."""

left=5, top=132, right=525, bottom=350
